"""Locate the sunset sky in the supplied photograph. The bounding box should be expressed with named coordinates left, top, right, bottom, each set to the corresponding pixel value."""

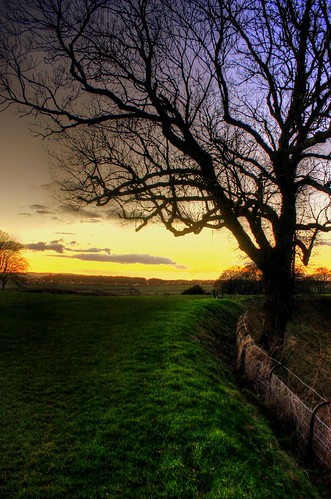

left=1, top=108, right=331, bottom=280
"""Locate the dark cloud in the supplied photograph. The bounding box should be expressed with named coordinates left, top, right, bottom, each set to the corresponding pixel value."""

left=24, top=241, right=65, bottom=253
left=24, top=239, right=186, bottom=269
left=24, top=240, right=111, bottom=256
left=58, top=252, right=186, bottom=268
left=21, top=203, right=103, bottom=224
left=68, top=247, right=111, bottom=255
left=29, top=204, right=49, bottom=211
left=59, top=205, right=103, bottom=223
left=28, top=204, right=55, bottom=216
left=28, top=182, right=58, bottom=193
left=37, top=209, right=54, bottom=215
left=39, top=183, right=57, bottom=191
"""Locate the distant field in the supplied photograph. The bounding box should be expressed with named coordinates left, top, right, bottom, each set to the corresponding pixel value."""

left=21, top=281, right=215, bottom=296
left=0, top=293, right=325, bottom=498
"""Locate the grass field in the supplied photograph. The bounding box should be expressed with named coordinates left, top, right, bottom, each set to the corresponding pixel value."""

left=0, top=292, right=326, bottom=498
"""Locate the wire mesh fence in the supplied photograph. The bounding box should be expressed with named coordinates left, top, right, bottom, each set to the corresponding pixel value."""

left=236, top=315, right=331, bottom=474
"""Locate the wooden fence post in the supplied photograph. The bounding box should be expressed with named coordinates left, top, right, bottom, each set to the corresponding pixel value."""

left=307, top=400, right=331, bottom=460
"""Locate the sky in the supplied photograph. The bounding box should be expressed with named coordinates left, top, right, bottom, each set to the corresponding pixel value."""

left=1, top=108, right=331, bottom=280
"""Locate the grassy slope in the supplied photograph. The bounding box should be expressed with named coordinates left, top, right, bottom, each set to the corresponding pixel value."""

left=0, top=293, right=323, bottom=498
left=286, top=296, right=331, bottom=399
left=245, top=295, right=331, bottom=399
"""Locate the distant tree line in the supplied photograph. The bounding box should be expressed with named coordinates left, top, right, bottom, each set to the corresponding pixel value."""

left=215, top=264, right=331, bottom=295
left=27, top=274, right=214, bottom=288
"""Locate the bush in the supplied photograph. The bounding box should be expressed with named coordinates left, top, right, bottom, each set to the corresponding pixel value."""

left=182, top=284, right=205, bottom=295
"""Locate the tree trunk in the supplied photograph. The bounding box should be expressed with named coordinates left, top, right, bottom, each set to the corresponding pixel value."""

left=259, top=257, right=294, bottom=356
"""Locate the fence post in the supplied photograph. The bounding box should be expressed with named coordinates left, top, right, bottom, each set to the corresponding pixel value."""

left=307, top=400, right=331, bottom=460
left=269, top=362, right=282, bottom=380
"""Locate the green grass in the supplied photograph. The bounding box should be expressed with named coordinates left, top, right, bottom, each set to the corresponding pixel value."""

left=0, top=293, right=323, bottom=498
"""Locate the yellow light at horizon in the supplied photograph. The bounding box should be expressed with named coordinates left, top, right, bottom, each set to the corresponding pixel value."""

left=13, top=213, right=331, bottom=279
left=25, top=239, right=331, bottom=278
left=22, top=222, right=245, bottom=280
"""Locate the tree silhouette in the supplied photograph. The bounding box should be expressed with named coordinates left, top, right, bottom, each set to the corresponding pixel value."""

left=1, top=0, right=330, bottom=350
left=215, top=263, right=263, bottom=295
left=0, top=231, right=29, bottom=291
left=309, top=266, right=331, bottom=294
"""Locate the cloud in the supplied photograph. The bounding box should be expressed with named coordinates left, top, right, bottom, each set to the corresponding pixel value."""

left=58, top=205, right=103, bottom=223
left=24, top=240, right=112, bottom=255
left=68, top=247, right=111, bottom=255
left=58, top=252, right=187, bottom=268
left=24, top=241, right=66, bottom=253
left=18, top=203, right=58, bottom=219
left=20, top=203, right=104, bottom=224
left=24, top=239, right=187, bottom=268
left=39, top=183, right=57, bottom=191
left=28, top=182, right=58, bottom=193
left=54, top=232, right=75, bottom=235
left=26, top=204, right=56, bottom=216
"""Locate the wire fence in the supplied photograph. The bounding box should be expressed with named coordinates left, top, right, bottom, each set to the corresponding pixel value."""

left=236, top=315, right=331, bottom=474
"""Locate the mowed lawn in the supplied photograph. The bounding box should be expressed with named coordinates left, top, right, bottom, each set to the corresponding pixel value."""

left=0, top=293, right=322, bottom=498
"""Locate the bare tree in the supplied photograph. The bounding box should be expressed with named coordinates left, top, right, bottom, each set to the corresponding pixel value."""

left=1, top=0, right=330, bottom=350
left=0, top=231, right=29, bottom=290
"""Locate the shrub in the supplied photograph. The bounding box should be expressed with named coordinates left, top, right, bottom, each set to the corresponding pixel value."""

left=182, top=284, right=205, bottom=295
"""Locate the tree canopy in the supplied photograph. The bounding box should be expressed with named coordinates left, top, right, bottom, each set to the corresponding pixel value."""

left=1, top=0, right=330, bottom=349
